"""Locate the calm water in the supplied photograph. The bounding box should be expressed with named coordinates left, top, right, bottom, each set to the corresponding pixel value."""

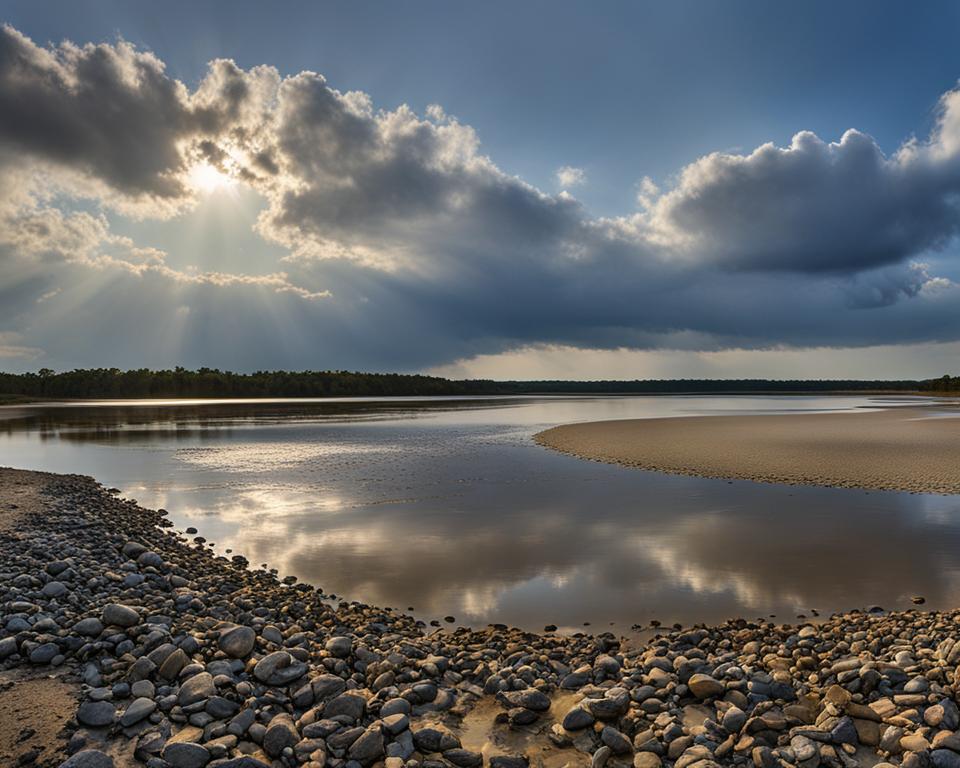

left=1, top=394, right=958, bottom=633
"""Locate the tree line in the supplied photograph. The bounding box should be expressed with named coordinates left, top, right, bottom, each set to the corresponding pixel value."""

left=0, top=367, right=935, bottom=400
left=919, top=375, right=960, bottom=393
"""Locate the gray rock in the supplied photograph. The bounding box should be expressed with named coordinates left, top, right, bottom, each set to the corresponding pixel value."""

left=932, top=751, right=960, bottom=768
left=263, top=714, right=299, bottom=757
left=77, top=700, right=115, bottom=728
left=349, top=727, right=385, bottom=764
left=120, top=697, right=157, bottom=726
left=500, top=688, right=551, bottom=711
left=219, top=625, right=256, bottom=658
left=444, top=748, right=484, bottom=768
left=73, top=617, right=104, bottom=637
left=101, top=604, right=139, bottom=628
left=162, top=742, right=211, bottom=768
left=325, top=635, right=353, bottom=657
left=0, top=636, right=17, bottom=659
left=42, top=580, right=68, bottom=597
left=602, top=726, right=633, bottom=754
left=253, top=651, right=307, bottom=686
left=178, top=672, right=215, bottom=706
left=58, top=750, right=115, bottom=768
left=413, top=725, right=461, bottom=753
left=324, top=692, right=367, bottom=721
left=563, top=707, right=595, bottom=730
left=29, top=642, right=59, bottom=663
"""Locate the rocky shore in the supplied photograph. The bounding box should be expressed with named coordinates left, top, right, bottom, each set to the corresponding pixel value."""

left=3, top=468, right=960, bottom=768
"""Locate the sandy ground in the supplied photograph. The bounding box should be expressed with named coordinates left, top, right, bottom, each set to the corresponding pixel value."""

left=0, top=470, right=80, bottom=766
left=535, top=405, right=960, bottom=494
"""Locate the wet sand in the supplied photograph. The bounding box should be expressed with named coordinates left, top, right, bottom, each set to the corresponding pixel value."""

left=535, top=405, right=960, bottom=494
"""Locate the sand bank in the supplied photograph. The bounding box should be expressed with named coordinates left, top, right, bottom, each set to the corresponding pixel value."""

left=535, top=405, right=960, bottom=494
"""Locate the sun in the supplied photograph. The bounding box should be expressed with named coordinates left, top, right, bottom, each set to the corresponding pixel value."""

left=188, top=163, right=236, bottom=194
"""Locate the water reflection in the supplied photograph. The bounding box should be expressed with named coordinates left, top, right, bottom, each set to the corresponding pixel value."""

left=0, top=394, right=957, bottom=631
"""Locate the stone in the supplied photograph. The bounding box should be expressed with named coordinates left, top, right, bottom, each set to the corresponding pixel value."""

left=29, top=642, right=59, bottom=663
left=120, top=697, right=157, bottom=726
left=58, top=750, right=115, bottom=768
left=687, top=673, right=724, bottom=699
left=253, top=651, right=307, bottom=686
left=444, top=748, right=484, bottom=768
left=634, top=754, right=662, bottom=768
left=77, top=700, right=115, bottom=728
left=348, top=727, right=385, bottom=764
left=101, top=604, right=139, bottom=628
left=178, top=672, right=215, bottom=706
left=325, top=635, right=353, bottom=657
left=490, top=758, right=529, bottom=768
left=162, top=742, right=211, bottom=768
left=219, top=626, right=256, bottom=658
left=323, top=692, right=366, bottom=721
left=73, top=617, right=104, bottom=637
left=42, top=580, right=67, bottom=597
left=263, top=715, right=299, bottom=757
left=500, top=688, right=551, bottom=711
left=413, top=725, right=461, bottom=753
left=601, top=726, right=633, bottom=754
left=563, top=707, right=595, bottom=730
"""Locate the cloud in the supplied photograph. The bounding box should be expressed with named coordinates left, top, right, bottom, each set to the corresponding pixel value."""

left=3, top=24, right=960, bottom=372
left=642, top=92, right=960, bottom=273
left=556, top=165, right=586, bottom=188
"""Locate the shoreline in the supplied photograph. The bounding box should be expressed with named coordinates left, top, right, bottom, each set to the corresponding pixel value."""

left=535, top=405, right=960, bottom=495
left=2, top=468, right=960, bottom=768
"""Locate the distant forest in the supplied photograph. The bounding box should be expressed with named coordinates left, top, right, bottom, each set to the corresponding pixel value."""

left=920, top=375, right=960, bottom=393
left=0, top=367, right=943, bottom=400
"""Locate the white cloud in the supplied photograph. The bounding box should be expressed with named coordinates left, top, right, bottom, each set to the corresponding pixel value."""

left=555, top=165, right=586, bottom=188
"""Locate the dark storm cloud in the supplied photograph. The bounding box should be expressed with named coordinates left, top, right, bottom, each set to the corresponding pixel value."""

left=647, top=105, right=960, bottom=273
left=2, top=24, right=960, bottom=370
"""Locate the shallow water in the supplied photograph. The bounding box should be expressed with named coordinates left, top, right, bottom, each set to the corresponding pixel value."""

left=1, top=394, right=958, bottom=633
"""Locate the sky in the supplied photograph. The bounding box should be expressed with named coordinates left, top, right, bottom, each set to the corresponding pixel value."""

left=2, top=1, right=960, bottom=379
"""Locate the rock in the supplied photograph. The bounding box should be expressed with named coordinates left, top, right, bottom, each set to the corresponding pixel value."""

left=219, top=625, right=256, bottom=658
left=490, top=758, right=529, bottom=768
left=323, top=692, right=366, bottom=721
left=29, top=642, right=59, bottom=663
left=120, top=697, right=157, bottom=726
left=0, top=636, right=17, bottom=659
left=722, top=706, right=747, bottom=733
left=687, top=673, right=724, bottom=699
left=933, top=751, right=960, bottom=768
left=593, top=745, right=612, bottom=768
left=634, top=754, right=662, bottom=768
left=413, top=725, right=461, bottom=753
left=58, top=751, right=115, bottom=768
left=42, top=580, right=67, bottom=597
left=601, top=726, right=633, bottom=754
left=500, top=688, right=551, bottom=711
left=162, top=742, right=211, bottom=768
left=563, top=707, right=595, bottom=730
left=348, top=727, right=385, bottom=764
left=444, top=748, right=484, bottom=768
left=101, top=604, right=139, bottom=628
left=77, top=700, right=115, bottom=728
left=159, top=647, right=189, bottom=681
left=178, top=672, right=215, bottom=706
left=72, top=617, right=104, bottom=637
left=325, top=635, right=353, bottom=657
left=253, top=651, right=307, bottom=686
left=263, top=714, right=299, bottom=757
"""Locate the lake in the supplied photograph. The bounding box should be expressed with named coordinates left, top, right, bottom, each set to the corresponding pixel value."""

left=1, top=394, right=957, bottom=633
